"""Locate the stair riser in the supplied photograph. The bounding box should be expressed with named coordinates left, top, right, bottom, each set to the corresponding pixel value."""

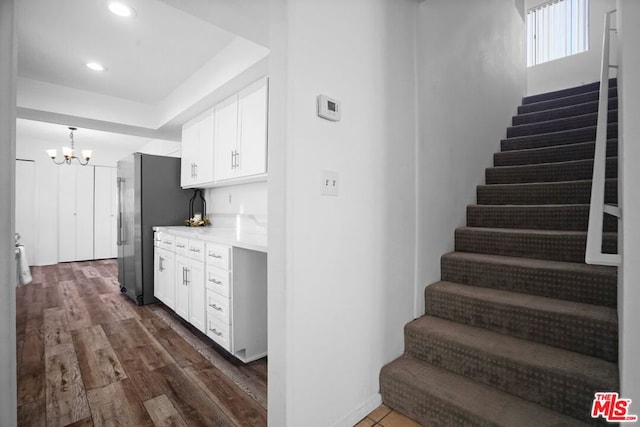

left=404, top=324, right=618, bottom=424
left=518, top=87, right=617, bottom=114
left=441, top=255, right=617, bottom=307
left=486, top=158, right=618, bottom=185
left=513, top=98, right=617, bottom=126
left=501, top=124, right=617, bottom=152
left=507, top=111, right=618, bottom=138
left=467, top=205, right=618, bottom=232
left=522, top=79, right=617, bottom=105
left=424, top=288, right=617, bottom=361
left=454, top=229, right=617, bottom=263
left=476, top=179, right=618, bottom=205
left=494, top=140, right=618, bottom=167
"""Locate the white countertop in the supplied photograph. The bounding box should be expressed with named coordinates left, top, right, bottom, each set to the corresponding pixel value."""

left=153, top=226, right=267, bottom=253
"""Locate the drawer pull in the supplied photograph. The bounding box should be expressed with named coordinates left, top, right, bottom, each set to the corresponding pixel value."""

left=208, top=278, right=222, bottom=285
left=209, top=328, right=223, bottom=337
left=208, top=253, right=222, bottom=259
left=164, top=241, right=172, bottom=245
left=209, top=303, right=223, bottom=311
left=190, top=248, right=201, bottom=253
left=176, top=243, right=185, bottom=248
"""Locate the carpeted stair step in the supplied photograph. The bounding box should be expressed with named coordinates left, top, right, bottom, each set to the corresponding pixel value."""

left=424, top=281, right=618, bottom=361
left=403, top=316, right=619, bottom=425
left=512, top=98, right=618, bottom=126
left=380, top=354, right=591, bottom=427
left=494, top=140, right=618, bottom=167
left=441, top=252, right=617, bottom=307
left=485, top=157, right=618, bottom=184
left=454, top=227, right=617, bottom=263
left=518, top=87, right=617, bottom=115
left=506, top=110, right=617, bottom=138
left=522, top=80, right=616, bottom=105
left=501, top=124, right=617, bottom=152
left=466, top=204, right=617, bottom=232
left=477, top=178, right=618, bottom=205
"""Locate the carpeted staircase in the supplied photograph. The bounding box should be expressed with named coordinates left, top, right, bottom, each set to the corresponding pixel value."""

left=380, top=80, right=620, bottom=426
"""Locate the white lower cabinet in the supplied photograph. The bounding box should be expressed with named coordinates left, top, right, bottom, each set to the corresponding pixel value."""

left=154, top=247, right=175, bottom=310
left=153, top=230, right=267, bottom=363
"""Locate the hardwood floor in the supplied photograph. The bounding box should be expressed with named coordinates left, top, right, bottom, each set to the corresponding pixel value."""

left=16, top=260, right=267, bottom=427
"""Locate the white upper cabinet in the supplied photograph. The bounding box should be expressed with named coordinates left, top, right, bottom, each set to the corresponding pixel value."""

left=181, top=77, right=268, bottom=188
left=181, top=108, right=215, bottom=188
left=214, top=95, right=239, bottom=182
left=237, top=78, right=268, bottom=178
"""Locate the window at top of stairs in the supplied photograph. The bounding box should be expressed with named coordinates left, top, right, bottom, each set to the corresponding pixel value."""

left=527, top=0, right=590, bottom=67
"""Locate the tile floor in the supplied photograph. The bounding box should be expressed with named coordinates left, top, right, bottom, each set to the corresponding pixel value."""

left=356, top=404, right=421, bottom=426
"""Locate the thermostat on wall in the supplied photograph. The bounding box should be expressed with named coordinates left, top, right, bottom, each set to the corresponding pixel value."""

left=317, top=95, right=341, bottom=121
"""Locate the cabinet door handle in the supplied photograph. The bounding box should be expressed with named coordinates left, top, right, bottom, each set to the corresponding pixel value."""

left=208, top=253, right=222, bottom=259
left=234, top=150, right=240, bottom=169
left=194, top=163, right=198, bottom=178
left=185, top=268, right=190, bottom=286
left=209, top=277, right=222, bottom=285
left=159, top=256, right=164, bottom=272
left=209, top=328, right=223, bottom=337
left=208, top=303, right=223, bottom=311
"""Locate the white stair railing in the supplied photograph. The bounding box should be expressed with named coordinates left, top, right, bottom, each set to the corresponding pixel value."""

left=585, top=9, right=621, bottom=266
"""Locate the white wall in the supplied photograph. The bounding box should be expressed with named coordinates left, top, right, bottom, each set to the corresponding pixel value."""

left=0, top=0, right=18, bottom=424
left=526, top=0, right=616, bottom=95
left=415, top=0, right=527, bottom=316
left=268, top=0, right=418, bottom=425
left=617, top=0, right=640, bottom=406
left=137, top=139, right=181, bottom=157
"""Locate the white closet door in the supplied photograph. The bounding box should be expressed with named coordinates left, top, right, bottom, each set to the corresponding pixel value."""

left=75, top=166, right=95, bottom=261
left=94, top=166, right=115, bottom=259
left=15, top=160, right=36, bottom=265
left=58, top=166, right=77, bottom=263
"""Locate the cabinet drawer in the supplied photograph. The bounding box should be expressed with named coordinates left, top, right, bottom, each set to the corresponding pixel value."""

left=206, top=267, right=230, bottom=298
left=161, top=234, right=175, bottom=251
left=174, top=236, right=188, bottom=256
left=206, top=290, right=231, bottom=325
left=188, top=239, right=205, bottom=262
left=205, top=243, right=231, bottom=270
left=206, top=316, right=231, bottom=351
left=154, top=232, right=162, bottom=248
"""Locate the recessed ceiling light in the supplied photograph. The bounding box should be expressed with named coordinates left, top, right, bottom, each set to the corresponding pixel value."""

left=86, top=62, right=106, bottom=72
left=108, top=2, right=134, bottom=17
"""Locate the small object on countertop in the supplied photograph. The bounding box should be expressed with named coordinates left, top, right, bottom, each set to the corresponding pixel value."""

left=187, top=189, right=208, bottom=226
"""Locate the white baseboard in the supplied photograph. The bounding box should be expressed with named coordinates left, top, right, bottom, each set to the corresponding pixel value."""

left=331, top=392, right=382, bottom=427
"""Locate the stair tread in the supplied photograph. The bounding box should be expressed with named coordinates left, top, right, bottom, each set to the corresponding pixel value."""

left=382, top=354, right=591, bottom=427
left=490, top=157, right=610, bottom=171
left=513, top=99, right=616, bottom=125
left=518, top=87, right=617, bottom=114
left=442, top=251, right=616, bottom=276
left=457, top=226, right=614, bottom=237
left=407, top=315, right=618, bottom=384
left=508, top=110, right=616, bottom=132
left=501, top=124, right=617, bottom=152
left=428, top=281, right=617, bottom=324
left=494, top=140, right=617, bottom=166
left=522, top=80, right=615, bottom=105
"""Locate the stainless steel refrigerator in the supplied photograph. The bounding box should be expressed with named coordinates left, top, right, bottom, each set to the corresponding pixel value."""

left=117, top=153, right=192, bottom=305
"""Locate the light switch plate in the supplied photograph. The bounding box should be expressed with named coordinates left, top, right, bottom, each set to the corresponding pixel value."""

left=321, top=170, right=339, bottom=196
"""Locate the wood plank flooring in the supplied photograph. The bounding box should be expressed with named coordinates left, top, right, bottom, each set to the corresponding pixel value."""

left=16, top=260, right=267, bottom=427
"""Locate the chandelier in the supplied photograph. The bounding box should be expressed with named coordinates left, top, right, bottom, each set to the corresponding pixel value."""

left=46, top=127, right=93, bottom=166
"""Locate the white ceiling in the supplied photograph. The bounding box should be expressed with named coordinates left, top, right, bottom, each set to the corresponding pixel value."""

left=18, top=0, right=236, bottom=104
left=15, top=0, right=270, bottom=144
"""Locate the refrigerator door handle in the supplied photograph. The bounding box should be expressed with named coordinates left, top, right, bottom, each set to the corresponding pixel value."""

left=117, top=177, right=126, bottom=245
